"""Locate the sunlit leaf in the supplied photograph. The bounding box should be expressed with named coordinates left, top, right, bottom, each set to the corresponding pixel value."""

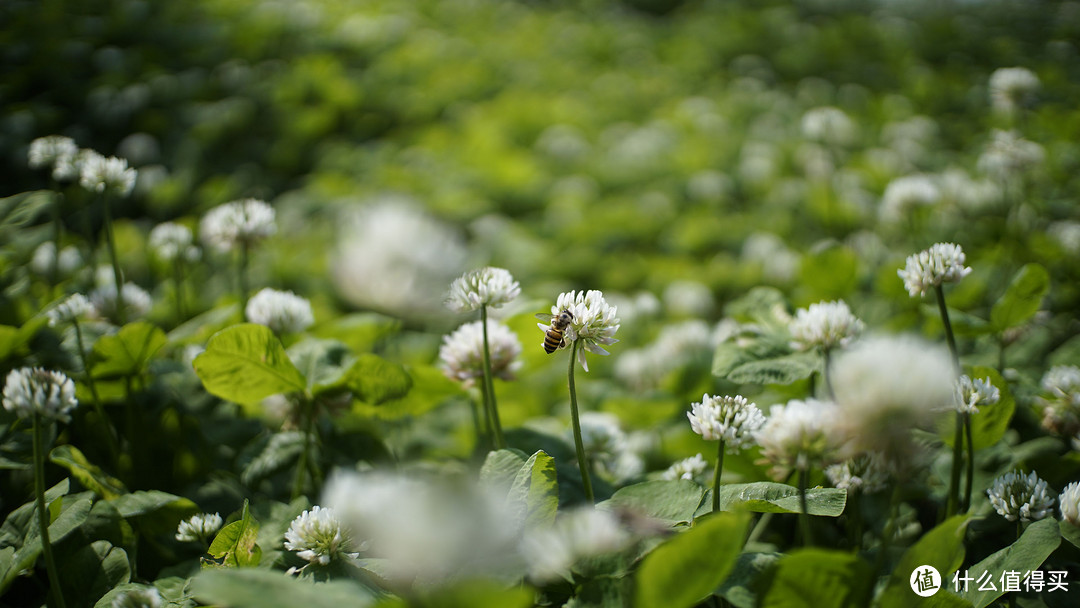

left=206, top=500, right=262, bottom=569
left=344, top=353, right=412, bottom=405
left=759, top=548, right=872, bottom=608
left=990, top=264, right=1049, bottom=332
left=709, top=482, right=847, bottom=517
left=50, top=445, right=127, bottom=500
left=960, top=518, right=1060, bottom=608
left=193, top=324, right=307, bottom=408
left=507, top=450, right=559, bottom=529
left=597, top=480, right=704, bottom=526
left=91, top=321, right=167, bottom=378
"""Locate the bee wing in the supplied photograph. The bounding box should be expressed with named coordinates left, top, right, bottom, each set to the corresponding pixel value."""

left=534, top=312, right=553, bottom=321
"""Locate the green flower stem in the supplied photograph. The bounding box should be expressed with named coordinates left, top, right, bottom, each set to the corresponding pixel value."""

left=172, top=257, right=186, bottom=321
left=798, top=467, right=813, bottom=546
left=821, top=348, right=835, bottom=401
left=567, top=340, right=594, bottom=504
left=961, top=413, right=974, bottom=513
left=50, top=190, right=64, bottom=292
left=935, top=284, right=963, bottom=519
left=480, top=306, right=505, bottom=450
left=712, top=439, right=726, bottom=513
left=746, top=511, right=773, bottom=545
left=468, top=393, right=487, bottom=454
left=292, top=398, right=315, bottom=500
left=100, top=193, right=126, bottom=325
left=72, top=319, right=119, bottom=460
left=934, top=285, right=961, bottom=373
left=33, top=414, right=67, bottom=608
left=238, top=240, right=251, bottom=311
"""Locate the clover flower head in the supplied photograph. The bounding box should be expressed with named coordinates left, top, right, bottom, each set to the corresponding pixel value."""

left=90, top=282, right=152, bottom=322
left=149, top=222, right=200, bottom=263
left=897, top=242, right=972, bottom=297
left=445, top=267, right=521, bottom=313
left=825, top=452, right=891, bottom=493
left=31, top=242, right=83, bottom=277
left=755, top=398, right=844, bottom=478
left=520, top=507, right=631, bottom=582
left=801, top=106, right=857, bottom=147
left=544, top=290, right=619, bottom=371
left=199, top=198, right=276, bottom=253
left=175, top=512, right=223, bottom=543
left=573, top=412, right=644, bottom=482
left=79, top=153, right=137, bottom=197
left=1038, top=365, right=1080, bottom=436
left=977, top=130, right=1045, bottom=177
left=989, top=67, right=1039, bottom=115
left=28, top=135, right=78, bottom=178
left=880, top=174, right=941, bottom=223
left=2, top=367, right=78, bottom=422
left=111, top=587, right=162, bottom=608
left=789, top=300, right=864, bottom=352
left=955, top=375, right=1000, bottom=415
left=987, top=470, right=1055, bottom=522
left=47, top=293, right=93, bottom=327
left=687, top=394, right=765, bottom=452
left=245, top=288, right=314, bottom=334
left=284, top=506, right=358, bottom=566
left=438, top=319, right=522, bottom=388
left=1060, top=481, right=1080, bottom=527
left=661, top=453, right=708, bottom=481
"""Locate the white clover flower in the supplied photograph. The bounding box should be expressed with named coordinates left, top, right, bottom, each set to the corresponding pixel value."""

left=741, top=232, right=799, bottom=282
left=148, top=222, right=200, bottom=263
left=30, top=242, right=83, bottom=277
left=987, top=470, right=1055, bottom=522
left=199, top=198, right=277, bottom=253
left=1060, top=481, right=1080, bottom=527
left=28, top=135, right=79, bottom=180
left=955, top=375, right=1000, bottom=415
left=897, top=242, right=972, bottom=297
left=245, top=288, right=314, bottom=334
left=789, top=300, right=864, bottom=352
left=438, top=319, right=522, bottom=388
left=47, top=293, right=93, bottom=327
left=2, top=367, right=78, bottom=423
left=880, top=174, right=941, bottom=223
left=175, top=512, right=223, bottom=543
left=111, top=587, right=162, bottom=608
left=937, top=167, right=1003, bottom=211
left=543, top=290, right=619, bottom=372
left=79, top=153, right=137, bottom=197
left=574, top=412, right=644, bottom=482
left=1038, top=365, right=1080, bottom=437
left=989, top=67, right=1039, bottom=116
left=520, top=507, right=631, bottom=582
left=662, top=280, right=714, bottom=317
left=284, top=506, right=358, bottom=566
left=755, top=398, right=844, bottom=477
left=687, top=394, right=766, bottom=452
left=801, top=106, right=857, bottom=147
left=90, top=282, right=152, bottom=322
left=825, top=452, right=890, bottom=493
left=662, top=453, right=708, bottom=481
left=977, top=130, right=1045, bottom=178
left=445, top=267, right=521, bottom=313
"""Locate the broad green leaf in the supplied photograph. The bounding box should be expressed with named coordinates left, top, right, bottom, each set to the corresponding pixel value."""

left=193, top=324, right=307, bottom=408
left=960, top=518, right=1060, bottom=608
left=967, top=367, right=1015, bottom=450
left=712, top=342, right=752, bottom=378
left=759, top=548, right=872, bottom=608
left=312, top=312, right=402, bottom=357
left=374, top=579, right=533, bottom=608
left=344, top=353, right=412, bottom=405
left=109, top=490, right=196, bottom=519
left=724, top=287, right=787, bottom=323
left=58, top=540, right=131, bottom=606
left=711, top=482, right=847, bottom=517
left=1, top=494, right=95, bottom=593
left=636, top=511, right=750, bottom=608
left=1061, top=520, right=1080, bottom=550
left=91, top=321, right=167, bottom=378
left=880, top=516, right=970, bottom=608
left=166, top=304, right=240, bottom=345
left=50, top=445, right=127, bottom=500
left=0, top=325, right=22, bottom=361
left=718, top=552, right=782, bottom=608
left=207, top=500, right=262, bottom=569
left=0, top=190, right=53, bottom=232
left=241, top=431, right=305, bottom=486
left=990, top=264, right=1049, bottom=332
left=479, top=448, right=528, bottom=492
left=597, top=480, right=704, bottom=526
left=507, top=450, right=559, bottom=528
left=193, top=568, right=376, bottom=608
left=725, top=352, right=819, bottom=385
left=287, top=338, right=356, bottom=394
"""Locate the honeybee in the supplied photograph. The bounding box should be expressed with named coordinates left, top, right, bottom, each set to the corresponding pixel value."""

left=536, top=309, right=574, bottom=354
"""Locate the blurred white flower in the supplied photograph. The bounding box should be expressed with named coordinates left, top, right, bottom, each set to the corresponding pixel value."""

left=544, top=290, right=619, bottom=372
left=954, top=375, right=1000, bottom=415
left=662, top=280, right=714, bottom=317
left=1060, top=481, right=1080, bottom=527
left=977, top=130, right=1044, bottom=178
left=520, top=507, right=632, bottom=582
left=175, top=512, right=223, bottom=544
left=801, top=106, right=857, bottom=147
left=245, top=288, right=314, bottom=334
left=199, top=198, right=277, bottom=253
left=937, top=168, right=1003, bottom=211
left=789, top=300, right=864, bottom=352
left=1048, top=221, right=1080, bottom=255
left=604, top=291, right=660, bottom=327
left=438, top=319, right=522, bottom=388
left=662, top=453, right=708, bottom=481
left=445, top=267, right=521, bottom=313
left=741, top=233, right=799, bottom=283
left=615, top=319, right=717, bottom=390
left=756, top=398, right=844, bottom=477
left=535, top=124, right=591, bottom=161
left=989, top=67, right=1039, bottom=116
left=90, top=282, right=152, bottom=322
left=897, top=242, right=972, bottom=297
left=825, top=452, right=890, bottom=493
left=28, top=135, right=79, bottom=181
left=47, top=293, right=93, bottom=327
left=148, top=222, right=200, bottom=263
left=880, top=174, right=940, bottom=223
left=1038, top=365, right=1080, bottom=437
left=574, top=411, right=644, bottom=482
left=111, top=587, right=162, bottom=608
left=687, top=394, right=765, bottom=451
left=284, top=506, right=358, bottom=566
left=79, top=153, right=137, bottom=197
left=2, top=367, right=78, bottom=423
left=987, top=470, right=1055, bottom=522
left=30, top=242, right=83, bottom=277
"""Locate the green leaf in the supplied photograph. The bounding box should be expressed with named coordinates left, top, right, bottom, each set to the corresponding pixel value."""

left=207, top=500, right=262, bottom=569
left=193, top=324, right=307, bottom=408
left=344, top=353, right=413, bottom=405
left=596, top=480, right=704, bottom=526
left=759, top=549, right=872, bottom=608
left=58, top=540, right=131, bottom=607
left=192, top=568, right=376, bottom=608
left=966, top=367, right=1015, bottom=450
left=479, top=448, right=529, bottom=492
left=717, top=552, right=783, bottom=608
left=109, top=490, right=196, bottom=519
left=1061, top=520, right=1080, bottom=550
left=286, top=338, right=356, bottom=395
left=879, top=516, right=970, bottom=608
left=91, top=321, right=167, bottom=378
left=711, top=482, right=847, bottom=517
left=50, top=445, right=127, bottom=500
left=635, top=511, right=751, bottom=608
left=374, top=579, right=533, bottom=608
left=798, top=245, right=858, bottom=302
left=725, top=351, right=819, bottom=385
left=0, top=190, right=53, bottom=232
left=990, top=264, right=1049, bottom=332
left=960, top=518, right=1060, bottom=608
left=0, top=325, right=20, bottom=361
left=507, top=450, right=559, bottom=529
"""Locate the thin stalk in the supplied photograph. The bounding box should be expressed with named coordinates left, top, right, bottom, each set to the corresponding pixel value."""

left=100, top=193, right=125, bottom=325
left=567, top=340, right=594, bottom=504
left=934, top=285, right=961, bottom=374
left=172, top=257, right=186, bottom=321
left=480, top=306, right=505, bottom=449
left=712, top=439, right=726, bottom=513
left=468, top=394, right=486, bottom=454
left=821, top=348, right=835, bottom=401
left=798, top=467, right=813, bottom=546
left=292, top=398, right=315, bottom=500
left=33, top=415, right=67, bottom=608
left=945, top=414, right=963, bottom=518
left=72, top=319, right=118, bottom=460
left=962, top=414, right=974, bottom=513
left=746, top=512, right=774, bottom=545
left=238, top=240, right=250, bottom=310
left=50, top=191, right=64, bottom=292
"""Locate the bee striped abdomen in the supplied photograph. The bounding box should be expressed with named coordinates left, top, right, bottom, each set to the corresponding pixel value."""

left=543, top=329, right=564, bottom=354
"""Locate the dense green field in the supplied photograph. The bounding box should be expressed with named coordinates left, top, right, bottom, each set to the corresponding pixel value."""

left=2, top=0, right=1080, bottom=606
